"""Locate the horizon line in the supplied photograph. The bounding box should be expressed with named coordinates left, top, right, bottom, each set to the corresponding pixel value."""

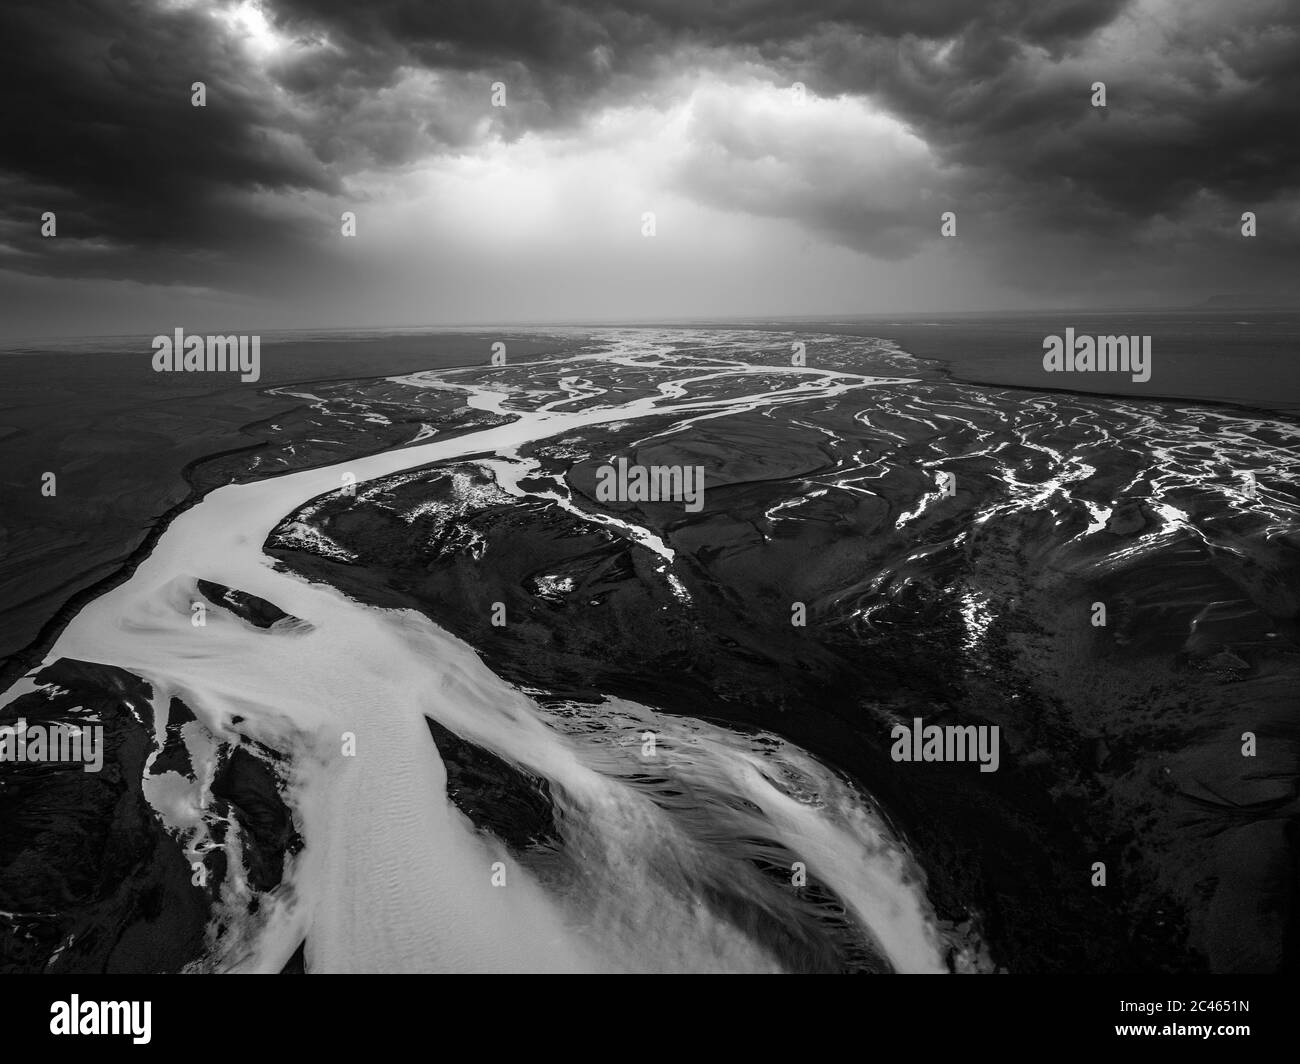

left=3, top=301, right=1297, bottom=347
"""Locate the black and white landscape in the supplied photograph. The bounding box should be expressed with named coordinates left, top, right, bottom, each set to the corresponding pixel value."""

left=1, top=0, right=1298, bottom=977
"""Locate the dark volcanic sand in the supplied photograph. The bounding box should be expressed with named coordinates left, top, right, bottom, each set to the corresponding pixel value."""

left=0, top=660, right=299, bottom=972
left=706, top=310, right=1300, bottom=414
left=3, top=324, right=1297, bottom=973
left=264, top=333, right=1300, bottom=973
left=0, top=331, right=573, bottom=677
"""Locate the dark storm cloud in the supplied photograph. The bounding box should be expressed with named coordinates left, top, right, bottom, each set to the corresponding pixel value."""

left=271, top=0, right=1125, bottom=65
left=667, top=0, right=1300, bottom=293
left=2, top=0, right=1298, bottom=305
left=269, top=0, right=1132, bottom=142
left=0, top=0, right=340, bottom=286
left=792, top=9, right=1300, bottom=218
left=251, top=0, right=1300, bottom=270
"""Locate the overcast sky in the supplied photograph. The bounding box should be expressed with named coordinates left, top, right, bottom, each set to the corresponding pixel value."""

left=1, top=0, right=1297, bottom=338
